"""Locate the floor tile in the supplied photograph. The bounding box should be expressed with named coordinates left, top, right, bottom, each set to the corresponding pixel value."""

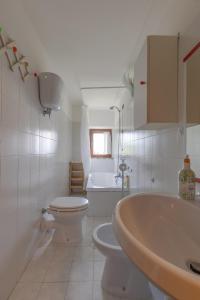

left=85, top=218, right=94, bottom=234
left=32, top=245, right=56, bottom=265
left=78, top=233, right=93, bottom=246
left=37, top=283, right=67, bottom=300
left=9, top=283, right=41, bottom=300
left=19, top=246, right=55, bottom=283
left=93, top=217, right=112, bottom=228
left=93, top=261, right=105, bottom=281
left=78, top=217, right=95, bottom=246
left=69, top=261, right=93, bottom=282
left=65, top=281, right=93, bottom=300
left=93, top=281, right=121, bottom=300
left=86, top=217, right=94, bottom=230
left=93, top=248, right=105, bottom=262
left=44, top=261, right=71, bottom=282
left=81, top=216, right=87, bottom=234
left=19, top=261, right=47, bottom=283
left=53, top=246, right=75, bottom=263
left=73, top=246, right=94, bottom=261
left=11, top=217, right=122, bottom=300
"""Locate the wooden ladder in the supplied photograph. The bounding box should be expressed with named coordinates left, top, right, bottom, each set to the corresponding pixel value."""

left=69, top=162, right=85, bottom=195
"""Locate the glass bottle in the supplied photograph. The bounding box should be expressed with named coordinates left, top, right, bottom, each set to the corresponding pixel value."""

left=179, top=155, right=196, bottom=201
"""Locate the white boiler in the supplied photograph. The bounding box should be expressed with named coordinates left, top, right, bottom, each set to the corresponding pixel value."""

left=38, top=72, right=64, bottom=116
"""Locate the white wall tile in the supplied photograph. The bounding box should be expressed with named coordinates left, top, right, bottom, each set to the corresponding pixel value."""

left=0, top=157, right=19, bottom=300
left=0, top=54, right=72, bottom=300
left=118, top=96, right=185, bottom=196
left=1, top=127, right=18, bottom=156
left=18, top=132, right=31, bottom=156
left=90, top=158, right=114, bottom=173
left=0, top=57, right=2, bottom=122
left=1, top=59, right=20, bottom=130
left=71, top=121, right=81, bottom=161
left=19, top=81, right=31, bottom=133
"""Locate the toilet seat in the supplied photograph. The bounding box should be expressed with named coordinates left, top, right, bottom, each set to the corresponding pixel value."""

left=48, top=197, right=89, bottom=213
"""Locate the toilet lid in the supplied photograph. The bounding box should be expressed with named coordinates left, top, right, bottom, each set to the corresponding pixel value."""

left=49, top=197, right=89, bottom=212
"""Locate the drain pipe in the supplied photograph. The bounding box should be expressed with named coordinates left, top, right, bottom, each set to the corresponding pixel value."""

left=35, top=210, right=56, bottom=256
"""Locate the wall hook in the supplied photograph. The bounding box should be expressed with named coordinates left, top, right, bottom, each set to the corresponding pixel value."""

left=0, top=24, right=38, bottom=82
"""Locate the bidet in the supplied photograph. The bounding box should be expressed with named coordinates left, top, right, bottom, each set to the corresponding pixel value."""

left=93, top=223, right=152, bottom=299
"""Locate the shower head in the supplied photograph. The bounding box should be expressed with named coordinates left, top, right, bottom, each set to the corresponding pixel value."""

left=109, top=105, right=120, bottom=112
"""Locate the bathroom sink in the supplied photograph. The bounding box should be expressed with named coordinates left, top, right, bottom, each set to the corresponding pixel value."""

left=113, top=193, right=200, bottom=300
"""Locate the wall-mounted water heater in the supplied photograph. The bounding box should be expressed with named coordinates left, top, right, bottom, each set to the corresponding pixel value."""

left=38, top=72, right=64, bottom=116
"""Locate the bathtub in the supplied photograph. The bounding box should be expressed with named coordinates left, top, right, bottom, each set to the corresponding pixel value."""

left=86, top=172, right=128, bottom=217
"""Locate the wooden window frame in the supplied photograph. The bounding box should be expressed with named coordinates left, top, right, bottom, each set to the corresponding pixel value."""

left=89, top=129, right=112, bottom=158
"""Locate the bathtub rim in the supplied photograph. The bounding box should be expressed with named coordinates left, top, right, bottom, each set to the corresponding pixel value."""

left=86, top=172, right=128, bottom=192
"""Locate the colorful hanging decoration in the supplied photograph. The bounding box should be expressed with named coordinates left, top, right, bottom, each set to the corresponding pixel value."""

left=0, top=25, right=38, bottom=81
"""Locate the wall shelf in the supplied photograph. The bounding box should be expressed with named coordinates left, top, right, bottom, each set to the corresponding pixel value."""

left=69, top=162, right=85, bottom=195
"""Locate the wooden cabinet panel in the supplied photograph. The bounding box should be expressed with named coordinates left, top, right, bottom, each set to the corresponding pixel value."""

left=134, top=36, right=178, bottom=129
left=186, top=48, right=200, bottom=124
left=134, top=39, right=147, bottom=129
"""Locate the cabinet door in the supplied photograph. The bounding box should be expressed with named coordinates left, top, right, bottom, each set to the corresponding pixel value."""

left=134, top=40, right=147, bottom=129
left=186, top=47, right=200, bottom=124
left=148, top=36, right=178, bottom=123
left=134, top=36, right=178, bottom=130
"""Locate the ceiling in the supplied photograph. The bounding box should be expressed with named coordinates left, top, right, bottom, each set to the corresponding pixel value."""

left=81, top=87, right=126, bottom=109
left=21, top=0, right=200, bottom=108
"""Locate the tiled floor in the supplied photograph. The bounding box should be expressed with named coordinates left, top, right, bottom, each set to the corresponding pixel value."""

left=9, top=217, right=123, bottom=300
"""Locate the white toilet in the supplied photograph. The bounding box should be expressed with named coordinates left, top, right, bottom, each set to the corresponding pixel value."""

left=47, top=197, right=89, bottom=243
left=93, top=223, right=152, bottom=299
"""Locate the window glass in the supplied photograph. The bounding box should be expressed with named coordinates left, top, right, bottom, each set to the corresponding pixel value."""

left=90, top=129, right=112, bottom=158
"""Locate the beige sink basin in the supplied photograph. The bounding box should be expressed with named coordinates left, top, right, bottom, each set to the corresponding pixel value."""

left=113, top=193, right=200, bottom=300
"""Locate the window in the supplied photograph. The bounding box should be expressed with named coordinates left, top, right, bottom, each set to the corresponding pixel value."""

left=90, top=129, right=112, bottom=158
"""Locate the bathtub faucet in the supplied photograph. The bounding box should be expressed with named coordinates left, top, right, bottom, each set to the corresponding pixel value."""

left=115, top=173, right=121, bottom=179
left=114, top=173, right=122, bottom=184
left=119, top=160, right=128, bottom=195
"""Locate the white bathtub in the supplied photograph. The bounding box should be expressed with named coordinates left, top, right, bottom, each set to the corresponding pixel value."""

left=86, top=172, right=128, bottom=217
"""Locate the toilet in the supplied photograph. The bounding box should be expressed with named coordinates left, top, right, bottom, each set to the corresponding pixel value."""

left=93, top=223, right=152, bottom=299
left=47, top=197, right=89, bottom=243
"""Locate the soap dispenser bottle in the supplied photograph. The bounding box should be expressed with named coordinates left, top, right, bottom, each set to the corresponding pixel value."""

left=179, top=155, right=196, bottom=201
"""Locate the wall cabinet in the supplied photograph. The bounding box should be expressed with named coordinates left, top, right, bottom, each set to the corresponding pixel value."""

left=134, top=36, right=178, bottom=129
left=185, top=44, right=200, bottom=124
